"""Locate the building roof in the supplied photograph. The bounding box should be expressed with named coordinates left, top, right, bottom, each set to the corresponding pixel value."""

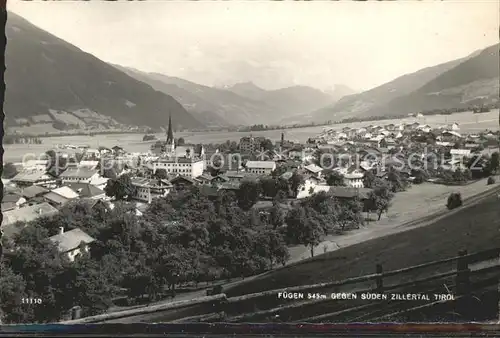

left=170, top=175, right=197, bottom=185
left=49, top=228, right=96, bottom=253
left=304, top=163, right=323, bottom=173
left=62, top=183, right=105, bottom=198
left=3, top=193, right=23, bottom=203
left=11, top=170, right=54, bottom=183
left=1, top=202, right=17, bottom=212
left=450, top=149, right=471, bottom=156
left=60, top=168, right=98, bottom=179
left=2, top=202, right=58, bottom=228
left=245, top=161, right=276, bottom=169
left=43, top=192, right=72, bottom=205
left=327, top=187, right=373, bottom=199
left=21, top=185, right=50, bottom=199
left=51, top=186, right=80, bottom=199
left=131, top=177, right=172, bottom=188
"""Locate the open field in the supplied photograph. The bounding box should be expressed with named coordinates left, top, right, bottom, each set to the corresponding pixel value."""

left=226, top=185, right=500, bottom=298
left=4, top=110, right=498, bottom=163
left=288, top=175, right=500, bottom=262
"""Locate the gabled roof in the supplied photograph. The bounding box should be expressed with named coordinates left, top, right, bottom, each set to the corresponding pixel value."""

left=43, top=192, right=71, bottom=205
left=304, top=163, right=323, bottom=173
left=51, top=186, right=80, bottom=199
left=245, top=161, right=276, bottom=169
left=3, top=193, right=23, bottom=203
left=62, top=183, right=105, bottom=198
left=170, top=175, right=197, bottom=185
left=11, top=170, right=55, bottom=183
left=49, top=228, right=96, bottom=253
left=60, top=168, right=98, bottom=179
left=21, top=185, right=50, bottom=199
left=1, top=202, right=58, bottom=228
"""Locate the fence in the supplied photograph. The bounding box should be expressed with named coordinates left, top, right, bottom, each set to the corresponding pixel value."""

left=61, top=247, right=500, bottom=324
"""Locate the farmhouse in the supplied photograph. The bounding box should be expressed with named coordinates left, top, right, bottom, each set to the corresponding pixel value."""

left=245, top=161, right=276, bottom=175
left=49, top=227, right=96, bottom=263
left=131, top=177, right=172, bottom=203
left=1, top=202, right=59, bottom=238
left=59, top=168, right=101, bottom=184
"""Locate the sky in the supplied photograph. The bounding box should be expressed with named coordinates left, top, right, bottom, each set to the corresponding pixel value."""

left=8, top=1, right=500, bottom=92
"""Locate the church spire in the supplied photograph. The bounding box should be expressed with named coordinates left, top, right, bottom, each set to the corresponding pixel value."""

left=166, top=113, right=174, bottom=144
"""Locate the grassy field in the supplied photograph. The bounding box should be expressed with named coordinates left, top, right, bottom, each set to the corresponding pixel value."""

left=288, top=176, right=500, bottom=262
left=226, top=185, right=500, bottom=298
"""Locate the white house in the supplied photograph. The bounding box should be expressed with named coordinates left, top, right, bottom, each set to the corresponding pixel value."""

left=245, top=161, right=276, bottom=175
left=296, top=176, right=321, bottom=199
left=152, top=157, right=204, bottom=178
left=343, top=172, right=365, bottom=188
left=49, top=227, right=95, bottom=263
left=304, top=163, right=324, bottom=179
left=131, top=178, right=172, bottom=203
left=60, top=168, right=101, bottom=184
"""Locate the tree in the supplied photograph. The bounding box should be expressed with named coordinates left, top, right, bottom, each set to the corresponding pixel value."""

left=0, top=263, right=31, bottom=324
left=326, top=170, right=345, bottom=186
left=387, top=169, right=406, bottom=192
left=261, top=139, right=274, bottom=152
left=177, top=137, right=186, bottom=146
left=2, top=162, right=18, bottom=179
left=289, top=172, right=305, bottom=198
left=367, top=183, right=394, bottom=221
left=487, top=177, right=496, bottom=185
left=446, top=192, right=462, bottom=210
left=104, top=174, right=137, bottom=201
left=260, top=177, right=278, bottom=198
left=154, top=169, right=168, bottom=180
left=269, top=202, right=285, bottom=229
left=236, top=179, right=262, bottom=210
left=285, top=206, right=324, bottom=258
left=363, top=171, right=376, bottom=188
left=490, top=152, right=499, bottom=174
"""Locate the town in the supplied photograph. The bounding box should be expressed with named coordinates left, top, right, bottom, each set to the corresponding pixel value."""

left=1, top=113, right=499, bottom=323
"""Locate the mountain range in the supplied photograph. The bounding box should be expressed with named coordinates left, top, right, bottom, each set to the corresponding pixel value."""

left=113, top=66, right=353, bottom=127
left=5, top=12, right=202, bottom=131
left=308, top=44, right=499, bottom=123
left=4, top=12, right=498, bottom=133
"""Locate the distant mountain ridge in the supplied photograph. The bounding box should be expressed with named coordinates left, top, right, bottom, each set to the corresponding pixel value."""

left=116, top=66, right=354, bottom=126
left=310, top=44, right=499, bottom=123
left=5, top=12, right=203, bottom=131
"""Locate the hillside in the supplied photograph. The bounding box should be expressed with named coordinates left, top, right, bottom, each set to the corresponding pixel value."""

left=228, top=83, right=347, bottom=124
left=226, top=187, right=500, bottom=297
left=310, top=46, right=492, bottom=123
left=373, top=44, right=500, bottom=116
left=5, top=12, right=203, bottom=132
left=141, top=72, right=276, bottom=126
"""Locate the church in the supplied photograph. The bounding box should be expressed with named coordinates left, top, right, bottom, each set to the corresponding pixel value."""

left=150, top=115, right=205, bottom=178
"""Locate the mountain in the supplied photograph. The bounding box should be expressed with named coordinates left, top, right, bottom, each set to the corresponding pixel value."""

left=5, top=12, right=203, bottom=132
left=227, top=83, right=346, bottom=123
left=115, top=68, right=277, bottom=126
left=310, top=46, right=497, bottom=122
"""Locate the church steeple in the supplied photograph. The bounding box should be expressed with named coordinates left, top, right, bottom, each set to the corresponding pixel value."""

left=166, top=114, right=174, bottom=144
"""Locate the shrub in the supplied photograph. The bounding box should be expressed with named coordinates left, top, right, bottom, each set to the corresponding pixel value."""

left=446, top=192, right=463, bottom=210
left=487, top=177, right=496, bottom=185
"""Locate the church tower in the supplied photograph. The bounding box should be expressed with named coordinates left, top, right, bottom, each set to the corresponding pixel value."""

left=166, top=114, right=175, bottom=154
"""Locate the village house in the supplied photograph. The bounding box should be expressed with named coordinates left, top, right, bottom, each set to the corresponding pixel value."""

left=62, top=183, right=107, bottom=200
left=450, top=149, right=471, bottom=165
left=239, top=136, right=266, bottom=153
left=49, top=227, right=96, bottom=263
left=296, top=175, right=322, bottom=199
left=1, top=202, right=59, bottom=239
left=152, top=156, right=204, bottom=178
left=169, top=175, right=201, bottom=190
left=343, top=171, right=365, bottom=188
left=245, top=161, right=276, bottom=175
left=21, top=185, right=49, bottom=201
left=304, top=163, right=324, bottom=179
left=130, top=177, right=172, bottom=203
left=11, top=170, right=58, bottom=188
left=43, top=186, right=80, bottom=208
left=1, top=193, right=27, bottom=212
left=59, top=167, right=101, bottom=184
